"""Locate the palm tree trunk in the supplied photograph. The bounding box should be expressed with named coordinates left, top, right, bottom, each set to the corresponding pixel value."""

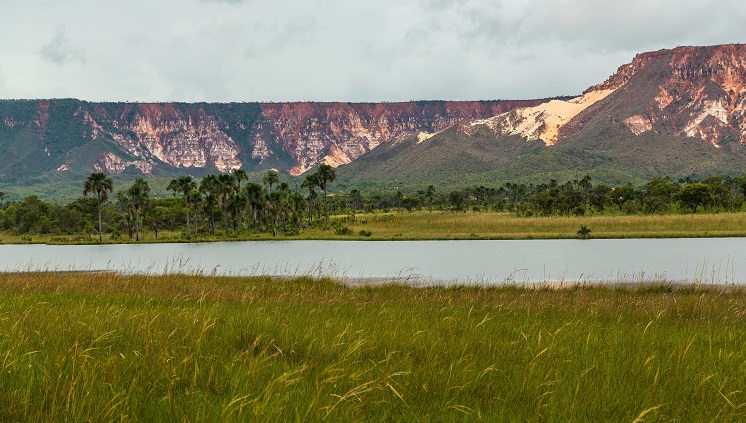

left=135, top=208, right=140, bottom=241
left=185, top=196, right=191, bottom=240
left=324, top=187, right=329, bottom=225
left=97, top=191, right=103, bottom=243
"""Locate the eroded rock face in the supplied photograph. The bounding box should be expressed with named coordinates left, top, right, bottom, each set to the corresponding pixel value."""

left=51, top=100, right=547, bottom=177
left=92, top=152, right=153, bottom=176
left=649, top=45, right=746, bottom=144
left=253, top=101, right=548, bottom=175
left=462, top=44, right=746, bottom=148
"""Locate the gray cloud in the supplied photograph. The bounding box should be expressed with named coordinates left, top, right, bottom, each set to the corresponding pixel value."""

left=244, top=19, right=317, bottom=58
left=199, top=0, right=245, bottom=4
left=39, top=27, right=87, bottom=65
left=1, top=0, right=745, bottom=102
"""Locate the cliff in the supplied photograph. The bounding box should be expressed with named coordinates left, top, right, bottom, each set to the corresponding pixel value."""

left=0, top=98, right=548, bottom=182
left=339, top=44, right=746, bottom=187
left=463, top=44, right=746, bottom=147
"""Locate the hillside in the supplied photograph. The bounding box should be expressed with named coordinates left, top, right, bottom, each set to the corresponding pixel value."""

left=6, top=44, right=746, bottom=199
left=0, top=99, right=548, bottom=186
left=338, top=44, right=746, bottom=188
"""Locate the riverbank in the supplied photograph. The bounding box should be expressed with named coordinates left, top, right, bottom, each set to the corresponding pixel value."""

left=3, top=211, right=746, bottom=244
left=0, top=272, right=743, bottom=421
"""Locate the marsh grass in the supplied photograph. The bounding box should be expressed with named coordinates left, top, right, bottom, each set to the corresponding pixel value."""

left=1, top=273, right=746, bottom=421
left=344, top=211, right=746, bottom=240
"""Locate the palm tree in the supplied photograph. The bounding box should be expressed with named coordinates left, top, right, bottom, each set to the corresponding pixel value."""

left=167, top=176, right=197, bottom=240
left=262, top=170, right=280, bottom=191
left=199, top=175, right=220, bottom=234
left=244, top=183, right=265, bottom=230
left=267, top=190, right=290, bottom=237
left=83, top=172, right=114, bottom=243
left=316, top=164, right=336, bottom=224
left=189, top=190, right=202, bottom=238
left=227, top=193, right=247, bottom=233
left=300, top=173, right=320, bottom=223
left=232, top=168, right=248, bottom=190
left=124, top=178, right=150, bottom=241
left=216, top=174, right=237, bottom=231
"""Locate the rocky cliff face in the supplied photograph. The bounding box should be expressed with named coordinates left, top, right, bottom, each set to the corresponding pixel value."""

left=0, top=98, right=548, bottom=181
left=254, top=101, right=546, bottom=175
left=339, top=44, right=746, bottom=187
left=463, top=44, right=746, bottom=148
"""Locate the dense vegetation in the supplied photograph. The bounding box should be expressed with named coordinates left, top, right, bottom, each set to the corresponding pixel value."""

left=1, top=272, right=745, bottom=421
left=1, top=171, right=745, bottom=242
left=0, top=164, right=341, bottom=242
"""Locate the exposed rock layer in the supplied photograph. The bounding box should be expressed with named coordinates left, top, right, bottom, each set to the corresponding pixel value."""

left=463, top=44, right=746, bottom=147
left=339, top=44, right=746, bottom=187
left=0, top=99, right=547, bottom=180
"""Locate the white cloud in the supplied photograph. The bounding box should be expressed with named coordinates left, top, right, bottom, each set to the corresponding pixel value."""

left=0, top=0, right=744, bottom=102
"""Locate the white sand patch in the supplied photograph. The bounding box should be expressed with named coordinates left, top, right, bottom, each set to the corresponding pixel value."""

left=417, top=131, right=435, bottom=144
left=322, top=145, right=353, bottom=168
left=470, top=89, right=616, bottom=145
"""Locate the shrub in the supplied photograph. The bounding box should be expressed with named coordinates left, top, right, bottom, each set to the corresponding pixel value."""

left=331, top=221, right=352, bottom=235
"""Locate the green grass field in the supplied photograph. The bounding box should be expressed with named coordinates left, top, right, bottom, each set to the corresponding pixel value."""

left=343, top=211, right=746, bottom=240
left=1, top=272, right=745, bottom=421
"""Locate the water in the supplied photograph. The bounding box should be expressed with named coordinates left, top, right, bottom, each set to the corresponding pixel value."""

left=0, top=238, right=742, bottom=285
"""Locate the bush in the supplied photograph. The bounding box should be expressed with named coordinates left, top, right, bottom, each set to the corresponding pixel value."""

left=359, top=230, right=372, bottom=237
left=334, top=225, right=352, bottom=235
left=331, top=221, right=352, bottom=235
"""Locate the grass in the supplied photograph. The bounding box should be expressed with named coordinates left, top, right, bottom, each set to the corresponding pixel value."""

left=1, top=272, right=746, bottom=421
left=340, top=210, right=746, bottom=240
left=5, top=211, right=746, bottom=244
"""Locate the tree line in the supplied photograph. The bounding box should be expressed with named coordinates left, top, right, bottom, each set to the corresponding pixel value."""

left=382, top=175, right=746, bottom=216
left=0, top=164, right=337, bottom=242
left=1, top=172, right=746, bottom=241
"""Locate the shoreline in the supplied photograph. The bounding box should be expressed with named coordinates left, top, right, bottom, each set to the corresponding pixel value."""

left=5, top=230, right=746, bottom=246
left=1, top=270, right=742, bottom=290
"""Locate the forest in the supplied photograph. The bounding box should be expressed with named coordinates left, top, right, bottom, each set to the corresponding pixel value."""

left=1, top=169, right=746, bottom=242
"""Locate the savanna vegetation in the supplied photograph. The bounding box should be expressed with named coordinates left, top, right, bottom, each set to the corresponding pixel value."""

left=2, top=172, right=746, bottom=243
left=1, top=272, right=745, bottom=421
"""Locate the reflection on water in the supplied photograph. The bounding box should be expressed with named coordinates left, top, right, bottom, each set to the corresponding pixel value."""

left=0, top=238, right=743, bottom=285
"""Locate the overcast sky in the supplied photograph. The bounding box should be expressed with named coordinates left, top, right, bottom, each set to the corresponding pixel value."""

left=1, top=0, right=744, bottom=103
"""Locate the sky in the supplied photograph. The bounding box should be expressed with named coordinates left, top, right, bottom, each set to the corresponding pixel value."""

left=1, top=0, right=745, bottom=103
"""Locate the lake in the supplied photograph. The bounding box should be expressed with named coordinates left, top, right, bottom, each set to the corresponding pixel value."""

left=0, top=238, right=743, bottom=285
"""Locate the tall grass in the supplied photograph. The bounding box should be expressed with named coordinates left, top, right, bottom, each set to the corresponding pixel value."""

left=1, top=273, right=745, bottom=421
left=346, top=211, right=746, bottom=240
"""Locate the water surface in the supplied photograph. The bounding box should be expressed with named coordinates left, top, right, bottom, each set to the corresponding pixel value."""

left=0, top=238, right=742, bottom=285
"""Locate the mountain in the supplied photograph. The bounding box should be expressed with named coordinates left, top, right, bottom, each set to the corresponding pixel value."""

left=5, top=44, right=746, bottom=199
left=338, top=44, right=746, bottom=188
left=0, top=99, right=549, bottom=186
